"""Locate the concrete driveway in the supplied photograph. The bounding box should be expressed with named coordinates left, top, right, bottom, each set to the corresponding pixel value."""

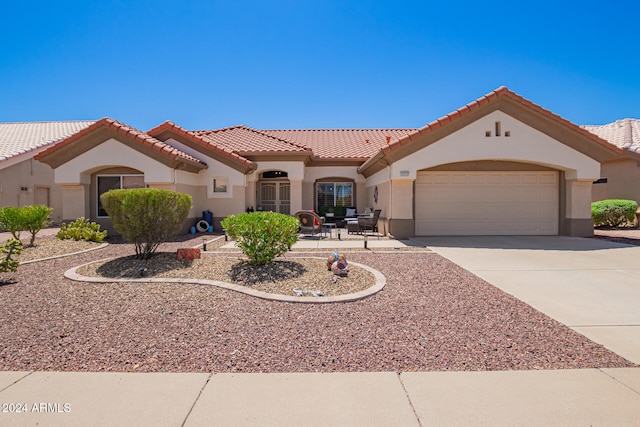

left=411, top=235, right=640, bottom=364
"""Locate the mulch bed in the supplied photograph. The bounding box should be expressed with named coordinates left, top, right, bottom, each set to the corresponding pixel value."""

left=0, top=233, right=635, bottom=373
left=593, top=228, right=640, bottom=246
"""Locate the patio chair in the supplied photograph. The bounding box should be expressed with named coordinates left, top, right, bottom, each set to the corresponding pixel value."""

left=294, top=210, right=325, bottom=236
left=354, top=209, right=382, bottom=235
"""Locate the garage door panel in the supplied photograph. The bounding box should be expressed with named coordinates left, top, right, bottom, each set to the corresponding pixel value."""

left=415, top=171, right=558, bottom=236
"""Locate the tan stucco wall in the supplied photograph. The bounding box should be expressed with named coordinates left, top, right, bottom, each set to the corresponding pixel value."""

left=593, top=159, right=640, bottom=204
left=371, top=180, right=390, bottom=215
left=0, top=157, right=64, bottom=222
left=61, top=184, right=89, bottom=222
left=301, top=180, right=314, bottom=210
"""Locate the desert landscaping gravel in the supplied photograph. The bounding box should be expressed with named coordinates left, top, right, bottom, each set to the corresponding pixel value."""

left=0, top=232, right=635, bottom=373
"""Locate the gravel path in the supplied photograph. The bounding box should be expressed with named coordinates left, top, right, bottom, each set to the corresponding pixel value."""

left=0, top=234, right=635, bottom=373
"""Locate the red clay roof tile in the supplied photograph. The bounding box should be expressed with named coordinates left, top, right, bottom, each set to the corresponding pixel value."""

left=149, top=121, right=255, bottom=168
left=262, top=129, right=416, bottom=159
left=193, top=126, right=314, bottom=156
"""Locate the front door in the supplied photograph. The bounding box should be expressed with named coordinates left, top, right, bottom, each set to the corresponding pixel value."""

left=34, top=186, right=50, bottom=206
left=259, top=181, right=290, bottom=215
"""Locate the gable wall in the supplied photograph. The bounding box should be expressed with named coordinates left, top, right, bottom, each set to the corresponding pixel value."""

left=390, top=111, right=601, bottom=181
left=54, top=138, right=175, bottom=184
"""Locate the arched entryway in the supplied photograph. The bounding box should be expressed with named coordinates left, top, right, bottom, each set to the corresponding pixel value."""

left=257, top=170, right=290, bottom=214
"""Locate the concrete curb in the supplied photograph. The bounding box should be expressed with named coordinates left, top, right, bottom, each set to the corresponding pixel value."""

left=64, top=256, right=386, bottom=304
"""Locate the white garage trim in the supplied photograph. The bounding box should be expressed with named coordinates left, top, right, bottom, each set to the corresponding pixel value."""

left=415, top=171, right=559, bottom=235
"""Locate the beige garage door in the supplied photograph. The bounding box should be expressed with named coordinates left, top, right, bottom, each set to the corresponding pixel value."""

left=415, top=171, right=559, bottom=235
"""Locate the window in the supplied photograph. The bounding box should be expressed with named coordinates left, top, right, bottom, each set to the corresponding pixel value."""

left=213, top=178, right=228, bottom=193
left=316, top=182, right=353, bottom=210
left=97, top=174, right=144, bottom=217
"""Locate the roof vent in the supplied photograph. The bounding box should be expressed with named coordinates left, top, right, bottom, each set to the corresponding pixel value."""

left=386, top=136, right=391, bottom=144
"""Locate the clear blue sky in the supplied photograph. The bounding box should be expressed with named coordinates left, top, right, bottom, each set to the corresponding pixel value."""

left=1, top=0, right=638, bottom=130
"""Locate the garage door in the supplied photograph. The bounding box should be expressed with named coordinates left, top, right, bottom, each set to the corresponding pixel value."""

left=415, top=171, right=558, bottom=235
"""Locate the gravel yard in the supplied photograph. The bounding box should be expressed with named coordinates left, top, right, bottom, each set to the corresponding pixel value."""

left=0, top=232, right=635, bottom=373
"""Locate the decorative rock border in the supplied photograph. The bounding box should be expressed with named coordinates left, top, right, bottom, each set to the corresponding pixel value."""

left=64, top=257, right=386, bottom=304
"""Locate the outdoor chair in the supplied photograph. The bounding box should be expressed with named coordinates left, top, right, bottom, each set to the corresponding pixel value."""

left=294, top=210, right=325, bottom=236
left=346, top=209, right=381, bottom=235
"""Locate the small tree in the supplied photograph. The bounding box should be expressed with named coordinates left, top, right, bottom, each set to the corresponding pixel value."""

left=22, top=205, right=53, bottom=246
left=100, top=188, right=192, bottom=259
left=221, top=211, right=299, bottom=265
left=0, top=205, right=52, bottom=246
left=0, top=239, right=22, bottom=273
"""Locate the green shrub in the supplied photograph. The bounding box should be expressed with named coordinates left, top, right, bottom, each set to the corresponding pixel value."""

left=0, top=239, right=22, bottom=273
left=221, top=211, right=299, bottom=265
left=592, top=199, right=638, bottom=228
left=100, top=188, right=192, bottom=259
left=57, top=217, right=107, bottom=243
left=0, top=205, right=52, bottom=246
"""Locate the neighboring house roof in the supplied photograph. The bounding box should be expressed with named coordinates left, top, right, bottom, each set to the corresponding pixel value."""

left=262, top=129, right=416, bottom=160
left=582, top=119, right=640, bottom=154
left=0, top=120, right=96, bottom=162
left=35, top=118, right=207, bottom=172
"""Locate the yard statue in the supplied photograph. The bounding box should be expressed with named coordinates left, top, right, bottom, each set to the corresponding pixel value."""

left=327, top=251, right=348, bottom=276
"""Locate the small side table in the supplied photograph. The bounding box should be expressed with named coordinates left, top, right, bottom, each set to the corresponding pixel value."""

left=322, top=222, right=337, bottom=239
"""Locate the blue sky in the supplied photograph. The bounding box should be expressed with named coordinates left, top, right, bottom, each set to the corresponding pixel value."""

left=1, top=1, right=638, bottom=130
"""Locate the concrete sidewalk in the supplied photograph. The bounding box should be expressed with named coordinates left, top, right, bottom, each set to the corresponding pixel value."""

left=2, top=369, right=640, bottom=426
left=219, top=234, right=425, bottom=250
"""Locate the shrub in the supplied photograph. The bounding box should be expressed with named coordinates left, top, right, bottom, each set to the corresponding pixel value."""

left=592, top=199, right=638, bottom=228
left=0, top=205, right=52, bottom=246
left=100, top=188, right=192, bottom=259
left=0, top=239, right=22, bottom=273
left=221, top=211, right=299, bottom=265
left=57, top=217, right=107, bottom=243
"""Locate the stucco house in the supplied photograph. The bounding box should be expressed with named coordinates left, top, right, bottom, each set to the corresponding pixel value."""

left=1, top=87, right=639, bottom=238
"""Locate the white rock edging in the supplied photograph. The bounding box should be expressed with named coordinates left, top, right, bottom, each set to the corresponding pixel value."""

left=64, top=257, right=386, bottom=304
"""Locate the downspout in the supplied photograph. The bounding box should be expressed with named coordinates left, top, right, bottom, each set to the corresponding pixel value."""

left=384, top=159, right=392, bottom=236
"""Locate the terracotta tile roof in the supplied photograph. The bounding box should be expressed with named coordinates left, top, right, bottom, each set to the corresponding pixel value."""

left=35, top=118, right=206, bottom=167
left=263, top=129, right=416, bottom=159
left=583, top=119, right=640, bottom=153
left=149, top=121, right=254, bottom=169
left=193, top=126, right=313, bottom=156
left=0, top=120, right=96, bottom=162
